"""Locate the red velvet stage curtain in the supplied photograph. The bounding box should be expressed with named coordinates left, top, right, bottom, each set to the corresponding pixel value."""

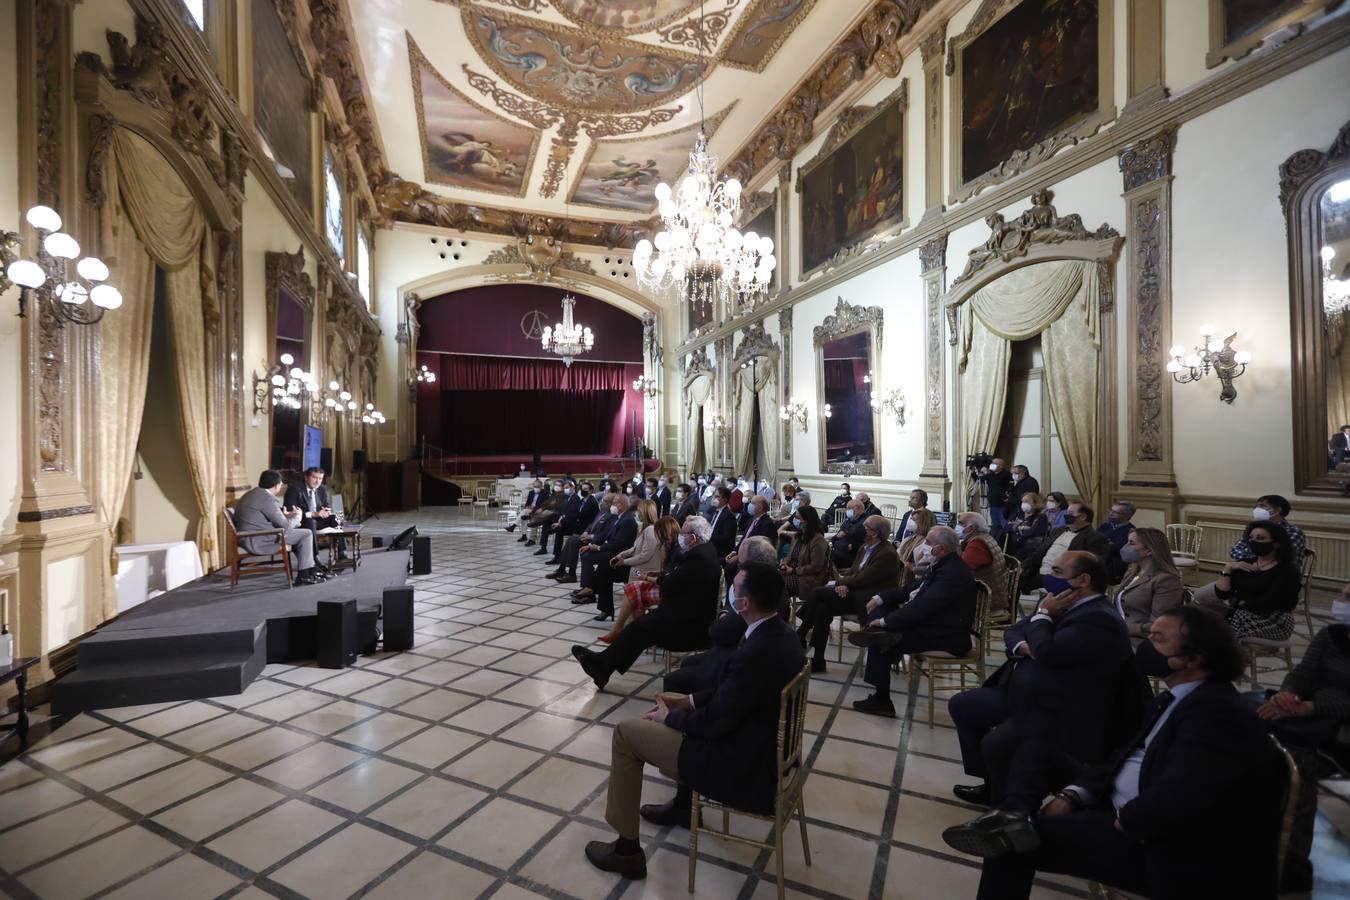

left=823, top=358, right=868, bottom=389
left=442, top=355, right=630, bottom=391
left=443, top=389, right=625, bottom=455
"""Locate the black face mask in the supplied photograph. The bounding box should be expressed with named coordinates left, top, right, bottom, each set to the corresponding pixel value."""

left=1248, top=540, right=1275, bottom=557
left=1134, top=641, right=1181, bottom=678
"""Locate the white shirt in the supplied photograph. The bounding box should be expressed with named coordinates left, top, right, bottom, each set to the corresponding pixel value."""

left=742, top=614, right=771, bottom=641
left=1089, top=680, right=1202, bottom=810
left=1039, top=528, right=1080, bottom=575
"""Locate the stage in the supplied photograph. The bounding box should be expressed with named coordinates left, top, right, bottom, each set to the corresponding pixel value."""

left=438, top=455, right=662, bottom=477
left=51, top=550, right=412, bottom=716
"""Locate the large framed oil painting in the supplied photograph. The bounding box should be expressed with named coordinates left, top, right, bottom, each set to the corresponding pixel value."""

left=798, top=81, right=907, bottom=276
left=251, top=0, right=313, bottom=212
left=409, top=37, right=538, bottom=198
left=1207, top=0, right=1330, bottom=67
left=948, top=0, right=1114, bottom=203
left=569, top=105, right=734, bottom=212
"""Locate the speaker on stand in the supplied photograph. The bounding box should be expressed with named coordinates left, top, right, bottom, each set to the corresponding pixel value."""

left=349, top=449, right=377, bottom=522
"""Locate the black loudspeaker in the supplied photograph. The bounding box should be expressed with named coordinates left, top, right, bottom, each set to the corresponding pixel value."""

left=317, top=599, right=358, bottom=668
left=270, top=446, right=287, bottom=469
left=390, top=526, right=418, bottom=550
left=320, top=447, right=334, bottom=475
left=383, top=586, right=415, bottom=651
left=412, top=536, right=431, bottom=575
left=353, top=449, right=367, bottom=472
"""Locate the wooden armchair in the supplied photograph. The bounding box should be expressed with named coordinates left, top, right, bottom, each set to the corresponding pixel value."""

left=223, top=507, right=293, bottom=590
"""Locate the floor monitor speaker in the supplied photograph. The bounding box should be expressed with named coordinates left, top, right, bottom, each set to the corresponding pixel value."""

left=317, top=599, right=358, bottom=668
left=412, top=536, right=431, bottom=575
left=383, top=586, right=414, bottom=651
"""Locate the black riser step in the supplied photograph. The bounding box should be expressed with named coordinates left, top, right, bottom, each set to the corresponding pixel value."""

left=76, top=624, right=263, bottom=666
left=51, top=650, right=266, bottom=717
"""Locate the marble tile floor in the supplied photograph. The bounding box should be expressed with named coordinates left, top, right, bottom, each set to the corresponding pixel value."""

left=0, top=506, right=1344, bottom=900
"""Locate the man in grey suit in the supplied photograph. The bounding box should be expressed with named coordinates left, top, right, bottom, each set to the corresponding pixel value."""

left=233, top=470, right=324, bottom=585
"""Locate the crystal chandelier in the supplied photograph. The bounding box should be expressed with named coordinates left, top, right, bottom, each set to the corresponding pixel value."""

left=542, top=294, right=594, bottom=368
left=1323, top=246, right=1350, bottom=322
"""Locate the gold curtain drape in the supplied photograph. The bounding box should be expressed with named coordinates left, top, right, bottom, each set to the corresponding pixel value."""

left=684, top=371, right=712, bottom=473
left=1328, top=311, right=1350, bottom=437
left=110, top=129, right=221, bottom=570
left=733, top=357, right=775, bottom=476
left=953, top=260, right=1101, bottom=512
left=756, top=364, right=780, bottom=479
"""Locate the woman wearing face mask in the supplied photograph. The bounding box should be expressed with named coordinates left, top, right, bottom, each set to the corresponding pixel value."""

left=1114, top=527, right=1185, bottom=643
left=896, top=506, right=936, bottom=578
left=1042, top=491, right=1068, bottom=530
left=1003, top=492, right=1048, bottom=559
left=780, top=506, right=834, bottom=603
left=600, top=514, right=680, bottom=643
left=1213, top=520, right=1302, bottom=640
left=825, top=482, right=852, bottom=518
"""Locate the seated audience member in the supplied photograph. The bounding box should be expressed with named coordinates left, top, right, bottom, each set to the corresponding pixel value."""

left=949, top=552, right=1135, bottom=805
left=757, top=478, right=775, bottom=502
left=1235, top=494, right=1308, bottom=566
left=575, top=495, right=639, bottom=620
left=651, top=476, right=672, bottom=517
left=856, top=491, right=882, bottom=520
left=234, top=470, right=325, bottom=585
left=567, top=493, right=625, bottom=597
left=1002, top=492, right=1048, bottom=559
left=1258, top=582, right=1350, bottom=891
left=696, top=474, right=715, bottom=515
left=1097, top=500, right=1137, bottom=583
left=601, top=514, right=680, bottom=643
left=781, top=507, right=834, bottom=604
left=506, top=479, right=549, bottom=535
left=779, top=482, right=798, bottom=515
left=945, top=606, right=1280, bottom=900
left=829, top=498, right=868, bottom=570
left=571, top=516, right=722, bottom=691
left=798, top=515, right=901, bottom=673
left=895, top=505, right=936, bottom=577
left=1114, top=527, right=1184, bottom=644
left=849, top=526, right=979, bottom=717
left=981, top=458, right=1013, bottom=529
left=896, top=489, right=928, bottom=536
left=547, top=492, right=613, bottom=583
left=1211, top=520, right=1302, bottom=641
left=1005, top=465, right=1040, bottom=522
left=523, top=483, right=565, bottom=546
left=537, top=478, right=581, bottom=556
left=1335, top=425, right=1350, bottom=466
left=285, top=466, right=343, bottom=562
left=957, top=513, right=1011, bottom=616
left=775, top=490, right=811, bottom=536
left=724, top=493, right=778, bottom=580
left=583, top=562, right=804, bottom=877
left=824, top=482, right=853, bottom=518
left=545, top=481, right=597, bottom=562
left=706, top=486, right=737, bottom=556
left=1018, top=502, right=1111, bottom=594
left=1041, top=491, right=1068, bottom=530
left=670, top=483, right=698, bottom=524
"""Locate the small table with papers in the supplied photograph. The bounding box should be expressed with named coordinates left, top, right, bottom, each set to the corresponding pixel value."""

left=316, top=526, right=363, bottom=574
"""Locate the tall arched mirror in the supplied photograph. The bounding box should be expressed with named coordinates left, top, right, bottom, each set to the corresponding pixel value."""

left=264, top=249, right=316, bottom=472
left=814, top=298, right=883, bottom=476
left=1284, top=122, right=1350, bottom=495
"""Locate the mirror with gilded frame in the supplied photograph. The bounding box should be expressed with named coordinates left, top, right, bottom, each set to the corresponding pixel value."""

left=814, top=298, right=884, bottom=476
left=1283, top=120, right=1350, bottom=495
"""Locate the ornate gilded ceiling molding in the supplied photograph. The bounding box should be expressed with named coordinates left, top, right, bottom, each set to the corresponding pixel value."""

left=552, top=0, right=704, bottom=35
left=722, top=0, right=929, bottom=183
left=950, top=189, right=1120, bottom=291
left=738, top=187, right=776, bottom=225
left=719, top=0, right=821, bottom=72
left=813, top=296, right=884, bottom=349
left=656, top=0, right=741, bottom=51
left=482, top=235, right=598, bottom=278
left=265, top=247, right=315, bottom=315
left=309, top=0, right=389, bottom=199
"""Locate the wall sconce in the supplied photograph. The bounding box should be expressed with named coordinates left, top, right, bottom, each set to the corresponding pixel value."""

left=253, top=353, right=319, bottom=416
left=361, top=403, right=387, bottom=426
left=632, top=374, right=658, bottom=407
left=412, top=364, right=436, bottom=386
left=871, top=387, right=906, bottom=427
left=2, top=205, right=123, bottom=325
left=780, top=398, right=810, bottom=433
left=1167, top=324, right=1252, bottom=404
left=709, top=410, right=729, bottom=434
left=313, top=381, right=360, bottom=422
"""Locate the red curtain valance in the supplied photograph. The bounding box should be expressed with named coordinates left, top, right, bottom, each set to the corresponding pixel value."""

left=823, top=358, right=868, bottom=390
left=438, top=354, right=633, bottom=391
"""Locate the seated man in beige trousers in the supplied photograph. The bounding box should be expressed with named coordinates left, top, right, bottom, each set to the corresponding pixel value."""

left=585, top=562, right=805, bottom=879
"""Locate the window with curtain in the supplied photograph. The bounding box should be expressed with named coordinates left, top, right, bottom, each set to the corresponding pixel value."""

left=324, top=149, right=345, bottom=264
left=356, top=227, right=372, bottom=308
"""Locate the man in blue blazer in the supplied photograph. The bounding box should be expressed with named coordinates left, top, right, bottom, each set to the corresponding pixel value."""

left=583, top=561, right=805, bottom=879
left=948, top=551, right=1135, bottom=806
left=705, top=486, right=737, bottom=556
left=848, top=526, right=978, bottom=717
left=536, top=479, right=582, bottom=556
left=943, top=606, right=1282, bottom=900
left=722, top=493, right=779, bottom=582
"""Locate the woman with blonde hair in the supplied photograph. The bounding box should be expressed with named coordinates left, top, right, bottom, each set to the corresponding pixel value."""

left=1005, top=491, right=1048, bottom=559
left=897, top=506, right=936, bottom=576
left=1115, top=526, right=1185, bottom=642
left=600, top=513, right=679, bottom=643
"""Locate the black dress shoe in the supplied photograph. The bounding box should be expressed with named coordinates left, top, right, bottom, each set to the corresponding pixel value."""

left=848, top=628, right=901, bottom=653
left=504, top=524, right=517, bottom=533
left=557, top=575, right=577, bottom=584
left=640, top=800, right=697, bottom=828
left=593, top=612, right=613, bottom=622
left=942, top=810, right=1040, bottom=858
left=571, top=595, right=594, bottom=605
left=809, top=658, right=827, bottom=674
left=294, top=574, right=321, bottom=586
left=953, top=783, right=992, bottom=806
left=517, top=535, right=528, bottom=543
left=525, top=540, right=535, bottom=547
left=546, top=557, right=561, bottom=565
left=545, top=571, right=563, bottom=580
left=583, top=839, right=645, bottom=879
left=533, top=548, right=548, bottom=556
left=851, top=694, right=897, bottom=718
left=571, top=645, right=611, bottom=690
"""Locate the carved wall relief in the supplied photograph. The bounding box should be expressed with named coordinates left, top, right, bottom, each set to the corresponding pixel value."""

left=919, top=234, right=947, bottom=472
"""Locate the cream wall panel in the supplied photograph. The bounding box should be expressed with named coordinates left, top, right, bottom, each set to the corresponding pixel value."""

left=44, top=555, right=86, bottom=653
left=0, top=0, right=20, bottom=536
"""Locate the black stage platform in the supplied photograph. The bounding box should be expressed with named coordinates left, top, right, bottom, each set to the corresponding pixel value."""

left=52, top=550, right=412, bottom=716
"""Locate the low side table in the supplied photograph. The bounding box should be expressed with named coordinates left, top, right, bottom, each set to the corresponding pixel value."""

left=2, top=657, right=40, bottom=747
left=318, top=529, right=363, bottom=574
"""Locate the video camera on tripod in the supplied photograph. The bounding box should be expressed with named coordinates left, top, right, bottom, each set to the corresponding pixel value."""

left=966, top=451, right=994, bottom=477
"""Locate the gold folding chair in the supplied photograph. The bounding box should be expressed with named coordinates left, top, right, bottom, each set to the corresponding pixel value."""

left=689, top=662, right=813, bottom=900
left=906, top=582, right=991, bottom=726
left=1243, top=548, right=1317, bottom=687
left=1165, top=523, right=1203, bottom=585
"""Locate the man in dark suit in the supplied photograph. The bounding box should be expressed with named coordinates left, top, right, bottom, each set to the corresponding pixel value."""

left=848, top=526, right=978, bottom=717
left=981, top=458, right=1013, bottom=529
left=284, top=466, right=345, bottom=565
left=1333, top=425, right=1350, bottom=466
left=575, top=494, right=638, bottom=620
left=670, top=483, right=698, bottom=525
left=548, top=492, right=613, bottom=584
left=1019, top=502, right=1112, bottom=593
left=652, top=476, right=672, bottom=517
left=829, top=498, right=867, bottom=569
left=895, top=489, right=929, bottom=541
left=800, top=515, right=902, bottom=673
left=572, top=515, right=722, bottom=689
left=1005, top=465, right=1040, bottom=520
left=855, top=491, right=882, bottom=520
left=234, top=470, right=324, bottom=585
left=538, top=479, right=583, bottom=557
left=1096, top=500, right=1137, bottom=584
left=546, top=480, right=599, bottom=562
left=507, top=479, right=549, bottom=538
left=723, top=493, right=778, bottom=581
left=705, top=486, right=737, bottom=556
left=949, top=551, right=1135, bottom=806
left=583, top=562, right=805, bottom=878
left=943, top=606, right=1282, bottom=900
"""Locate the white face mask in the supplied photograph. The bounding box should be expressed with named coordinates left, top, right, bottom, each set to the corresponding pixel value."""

left=845, top=509, right=856, bottom=519
left=678, top=534, right=689, bottom=551
left=956, top=523, right=969, bottom=539
left=789, top=499, right=799, bottom=511
left=914, top=544, right=933, bottom=566
left=610, top=505, right=619, bottom=515
left=726, top=583, right=736, bottom=610
left=1252, top=506, right=1272, bottom=521
left=1021, top=502, right=1033, bottom=514
left=1335, top=599, right=1350, bottom=626
left=711, top=498, right=721, bottom=509
left=564, top=488, right=573, bottom=496
left=792, top=517, right=802, bottom=529
left=1045, top=502, right=1058, bottom=511
left=989, top=463, right=1000, bottom=472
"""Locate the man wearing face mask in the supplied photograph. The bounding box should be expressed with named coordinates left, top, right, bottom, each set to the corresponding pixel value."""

left=799, top=515, right=901, bottom=673
left=705, top=486, right=737, bottom=557
left=949, top=552, right=1135, bottom=806
left=545, top=481, right=597, bottom=564
left=855, top=491, right=882, bottom=521
left=574, top=494, right=638, bottom=617
left=652, top=476, right=672, bottom=517
left=572, top=516, right=723, bottom=691
left=537, top=479, right=582, bottom=556
left=945, top=606, right=1280, bottom=900
left=670, top=483, right=698, bottom=524
left=1019, top=502, right=1111, bottom=595
left=507, top=479, right=549, bottom=536
left=848, top=527, right=979, bottom=717
left=549, top=492, right=615, bottom=584
left=896, top=489, right=930, bottom=539
left=1096, top=501, right=1137, bottom=584
left=1231, top=494, right=1307, bottom=567
left=829, top=498, right=868, bottom=569
left=697, top=474, right=718, bottom=516
left=1004, top=465, right=1040, bottom=522
left=957, top=514, right=1011, bottom=616
left=723, top=494, right=779, bottom=582
left=980, top=458, right=1013, bottom=529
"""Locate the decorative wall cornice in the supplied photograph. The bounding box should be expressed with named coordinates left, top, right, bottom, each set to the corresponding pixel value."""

left=683, top=344, right=714, bottom=379
left=1118, top=123, right=1178, bottom=192
left=813, top=296, right=885, bottom=348
left=265, top=247, right=315, bottom=312
left=733, top=319, right=780, bottom=367
left=918, top=233, right=947, bottom=274
left=481, top=231, right=598, bottom=278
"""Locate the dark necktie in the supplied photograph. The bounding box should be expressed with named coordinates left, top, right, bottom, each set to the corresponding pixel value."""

left=1132, top=690, right=1175, bottom=749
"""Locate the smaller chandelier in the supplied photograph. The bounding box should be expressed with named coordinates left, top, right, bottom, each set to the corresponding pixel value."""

left=361, top=403, right=387, bottom=426
left=633, top=374, right=657, bottom=406
left=542, top=294, right=594, bottom=368
left=253, top=352, right=319, bottom=415
left=2, top=205, right=122, bottom=325
left=871, top=386, right=906, bottom=427
left=1167, top=324, right=1252, bottom=404
left=414, top=364, right=437, bottom=384
left=780, top=398, right=809, bottom=433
